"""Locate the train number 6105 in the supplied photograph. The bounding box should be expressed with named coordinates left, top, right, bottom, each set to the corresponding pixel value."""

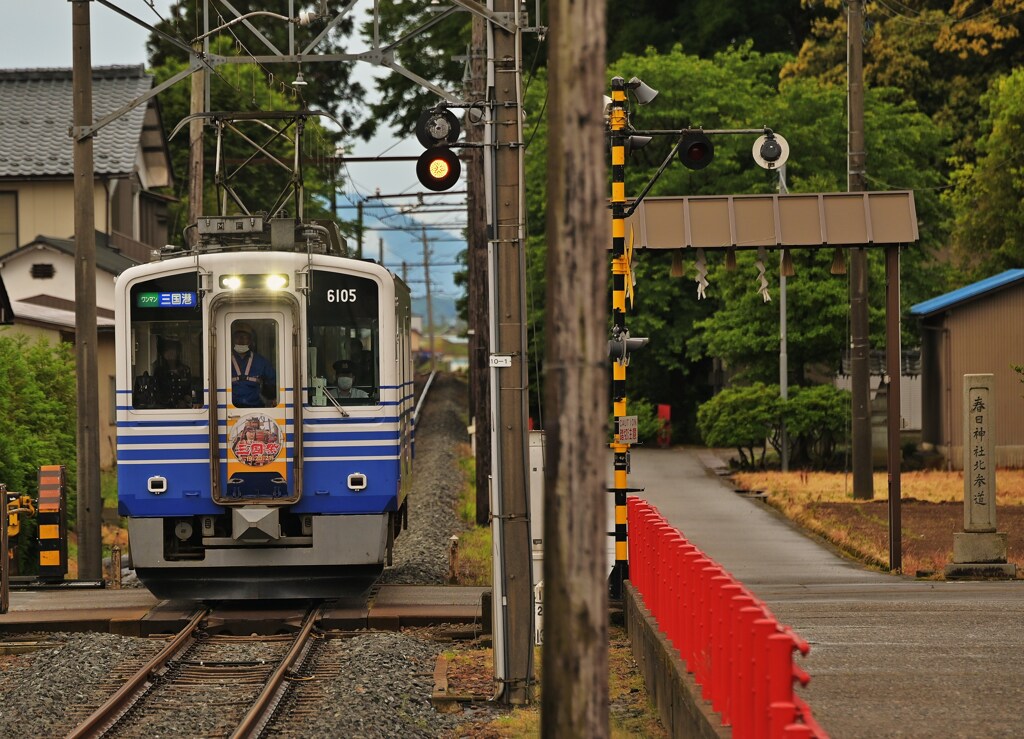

left=326, top=288, right=357, bottom=303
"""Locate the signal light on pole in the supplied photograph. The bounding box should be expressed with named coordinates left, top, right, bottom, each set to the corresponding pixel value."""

left=415, top=108, right=462, bottom=191
left=679, top=131, right=714, bottom=170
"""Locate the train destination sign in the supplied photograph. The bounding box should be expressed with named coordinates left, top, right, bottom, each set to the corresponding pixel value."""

left=135, top=291, right=198, bottom=308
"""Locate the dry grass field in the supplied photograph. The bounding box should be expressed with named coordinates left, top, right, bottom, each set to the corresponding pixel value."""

left=731, top=469, right=1024, bottom=576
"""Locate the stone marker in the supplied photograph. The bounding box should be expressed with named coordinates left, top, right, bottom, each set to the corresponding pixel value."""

left=945, top=374, right=1017, bottom=579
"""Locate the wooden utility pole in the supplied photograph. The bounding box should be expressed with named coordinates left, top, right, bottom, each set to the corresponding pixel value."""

left=541, top=0, right=609, bottom=733
left=467, top=14, right=492, bottom=526
left=849, top=0, right=873, bottom=499
left=71, top=0, right=102, bottom=581
left=488, top=0, right=533, bottom=705
left=187, top=42, right=205, bottom=245
left=422, top=227, right=436, bottom=374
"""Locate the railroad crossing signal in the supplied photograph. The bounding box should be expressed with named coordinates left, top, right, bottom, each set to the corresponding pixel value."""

left=415, top=108, right=462, bottom=191
left=679, top=131, right=714, bottom=170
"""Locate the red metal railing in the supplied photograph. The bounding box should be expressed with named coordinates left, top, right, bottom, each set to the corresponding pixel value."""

left=627, top=497, right=829, bottom=738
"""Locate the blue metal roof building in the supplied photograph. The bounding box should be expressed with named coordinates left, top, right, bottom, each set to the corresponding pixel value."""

left=913, top=269, right=1024, bottom=469
left=910, top=269, right=1024, bottom=317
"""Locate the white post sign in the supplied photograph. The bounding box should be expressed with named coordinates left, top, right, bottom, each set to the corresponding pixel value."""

left=618, top=415, right=638, bottom=445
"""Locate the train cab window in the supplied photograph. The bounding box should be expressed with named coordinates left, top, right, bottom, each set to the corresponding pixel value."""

left=129, top=274, right=203, bottom=410
left=230, top=318, right=278, bottom=408
left=307, top=270, right=379, bottom=406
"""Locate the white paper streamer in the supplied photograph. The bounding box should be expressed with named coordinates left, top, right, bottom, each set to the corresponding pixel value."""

left=695, top=248, right=708, bottom=299
left=756, top=246, right=771, bottom=303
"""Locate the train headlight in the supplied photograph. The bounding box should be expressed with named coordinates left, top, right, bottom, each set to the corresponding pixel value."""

left=219, top=274, right=290, bottom=290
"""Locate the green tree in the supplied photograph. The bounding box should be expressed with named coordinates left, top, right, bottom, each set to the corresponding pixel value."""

left=784, top=384, right=850, bottom=468
left=696, top=382, right=781, bottom=468
left=607, top=0, right=816, bottom=63
left=0, top=335, right=78, bottom=505
left=945, top=67, right=1024, bottom=275
left=150, top=37, right=342, bottom=242
left=147, top=1, right=371, bottom=135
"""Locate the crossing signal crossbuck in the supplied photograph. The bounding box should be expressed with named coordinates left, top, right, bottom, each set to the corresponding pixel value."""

left=415, top=108, right=462, bottom=191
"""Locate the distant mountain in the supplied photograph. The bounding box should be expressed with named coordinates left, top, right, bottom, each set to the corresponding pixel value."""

left=413, top=295, right=458, bottom=326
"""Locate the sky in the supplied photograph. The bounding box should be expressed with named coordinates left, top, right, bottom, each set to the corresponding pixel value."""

left=0, top=1, right=465, bottom=314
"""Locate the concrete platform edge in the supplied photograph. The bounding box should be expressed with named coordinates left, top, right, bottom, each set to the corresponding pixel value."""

left=624, top=581, right=730, bottom=739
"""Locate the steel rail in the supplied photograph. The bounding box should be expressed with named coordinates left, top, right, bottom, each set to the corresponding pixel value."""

left=230, top=606, right=323, bottom=739
left=67, top=608, right=209, bottom=739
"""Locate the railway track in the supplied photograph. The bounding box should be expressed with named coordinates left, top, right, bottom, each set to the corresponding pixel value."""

left=67, top=606, right=322, bottom=739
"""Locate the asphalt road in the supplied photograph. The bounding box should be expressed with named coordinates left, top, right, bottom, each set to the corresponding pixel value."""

left=628, top=446, right=1024, bottom=739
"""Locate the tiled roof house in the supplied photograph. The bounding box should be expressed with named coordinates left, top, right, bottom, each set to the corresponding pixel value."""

left=0, top=65, right=174, bottom=260
left=0, top=65, right=176, bottom=469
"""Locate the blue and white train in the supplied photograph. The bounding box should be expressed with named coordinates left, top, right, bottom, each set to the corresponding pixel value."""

left=114, top=215, right=413, bottom=599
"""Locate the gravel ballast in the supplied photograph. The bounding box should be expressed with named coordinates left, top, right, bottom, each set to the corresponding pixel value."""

left=0, top=372, right=493, bottom=738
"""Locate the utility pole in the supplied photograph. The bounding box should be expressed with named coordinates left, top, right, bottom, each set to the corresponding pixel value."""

left=542, top=0, right=609, bottom=733
left=378, top=236, right=384, bottom=266
left=849, top=0, right=873, bottom=499
left=187, top=42, right=205, bottom=246
left=71, top=0, right=102, bottom=581
left=487, top=0, right=533, bottom=705
left=779, top=166, right=789, bottom=473
left=467, top=14, right=492, bottom=526
left=357, top=200, right=364, bottom=259
left=422, top=227, right=436, bottom=374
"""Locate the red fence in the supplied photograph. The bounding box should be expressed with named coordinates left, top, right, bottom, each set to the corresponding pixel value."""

left=627, top=497, right=829, bottom=738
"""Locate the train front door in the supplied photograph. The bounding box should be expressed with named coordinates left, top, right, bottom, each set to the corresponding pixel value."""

left=214, top=304, right=297, bottom=504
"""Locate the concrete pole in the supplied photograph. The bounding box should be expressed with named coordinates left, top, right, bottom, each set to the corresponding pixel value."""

left=779, top=166, right=789, bottom=473
left=848, top=0, right=873, bottom=499
left=357, top=200, right=364, bottom=259
left=71, top=0, right=102, bottom=580
left=421, top=227, right=435, bottom=374
left=487, top=0, right=533, bottom=705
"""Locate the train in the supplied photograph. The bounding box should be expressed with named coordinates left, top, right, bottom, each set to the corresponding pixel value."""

left=114, top=215, right=413, bottom=599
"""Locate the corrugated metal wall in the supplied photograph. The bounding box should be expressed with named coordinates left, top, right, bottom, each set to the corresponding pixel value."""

left=930, top=283, right=1024, bottom=468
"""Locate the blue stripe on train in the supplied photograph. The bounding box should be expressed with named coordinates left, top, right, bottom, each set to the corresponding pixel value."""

left=118, top=458, right=401, bottom=516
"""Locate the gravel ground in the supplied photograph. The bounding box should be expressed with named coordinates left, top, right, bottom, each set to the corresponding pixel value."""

left=381, top=373, right=472, bottom=584
left=0, top=372, right=497, bottom=738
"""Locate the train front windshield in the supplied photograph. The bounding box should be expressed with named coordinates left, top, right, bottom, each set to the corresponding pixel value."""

left=306, top=270, right=380, bottom=404
left=129, top=273, right=204, bottom=410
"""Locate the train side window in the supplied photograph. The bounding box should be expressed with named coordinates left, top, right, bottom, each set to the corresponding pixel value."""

left=129, top=274, right=203, bottom=410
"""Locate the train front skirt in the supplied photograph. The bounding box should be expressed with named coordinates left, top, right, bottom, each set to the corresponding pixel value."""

left=128, top=512, right=389, bottom=600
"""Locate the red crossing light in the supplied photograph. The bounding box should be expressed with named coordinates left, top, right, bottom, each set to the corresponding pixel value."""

left=679, top=131, right=714, bottom=170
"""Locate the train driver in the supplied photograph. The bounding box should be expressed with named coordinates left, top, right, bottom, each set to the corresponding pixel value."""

left=231, top=323, right=276, bottom=407
left=331, top=359, right=368, bottom=399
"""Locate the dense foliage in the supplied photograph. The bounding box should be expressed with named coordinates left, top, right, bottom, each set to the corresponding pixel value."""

left=696, top=382, right=851, bottom=469
left=697, top=383, right=780, bottom=469
left=138, top=2, right=1024, bottom=449
left=0, top=334, right=78, bottom=508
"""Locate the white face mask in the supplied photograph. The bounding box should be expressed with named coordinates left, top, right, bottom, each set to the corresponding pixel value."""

left=234, top=344, right=250, bottom=354
left=337, top=376, right=354, bottom=391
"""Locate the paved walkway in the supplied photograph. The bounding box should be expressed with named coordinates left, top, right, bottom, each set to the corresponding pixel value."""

left=628, top=446, right=1024, bottom=739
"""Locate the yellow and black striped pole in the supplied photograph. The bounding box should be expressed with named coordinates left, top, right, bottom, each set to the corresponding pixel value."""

left=609, top=76, right=630, bottom=600
left=37, top=465, right=68, bottom=582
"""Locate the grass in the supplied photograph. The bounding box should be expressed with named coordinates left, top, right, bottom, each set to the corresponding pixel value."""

left=441, top=626, right=666, bottom=738
left=731, top=468, right=1024, bottom=575
left=443, top=449, right=665, bottom=737
left=454, top=443, right=493, bottom=587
